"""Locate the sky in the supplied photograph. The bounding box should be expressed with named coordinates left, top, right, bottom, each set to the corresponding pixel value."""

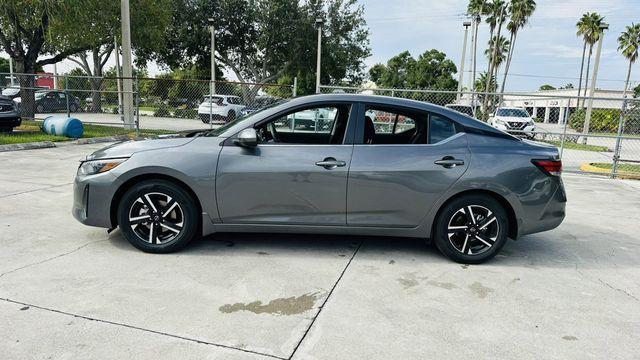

left=6, top=0, right=640, bottom=92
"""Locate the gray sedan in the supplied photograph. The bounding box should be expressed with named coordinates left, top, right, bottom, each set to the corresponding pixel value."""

left=73, top=94, right=566, bottom=263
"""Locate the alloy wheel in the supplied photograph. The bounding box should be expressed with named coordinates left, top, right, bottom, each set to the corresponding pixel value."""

left=447, top=205, right=499, bottom=255
left=128, top=192, right=184, bottom=244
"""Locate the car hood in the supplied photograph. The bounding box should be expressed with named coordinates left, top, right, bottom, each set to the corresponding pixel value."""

left=495, top=116, right=532, bottom=122
left=86, top=137, right=196, bottom=160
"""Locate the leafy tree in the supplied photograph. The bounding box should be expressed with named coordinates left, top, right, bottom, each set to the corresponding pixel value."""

left=539, top=84, right=556, bottom=91
left=634, top=84, right=640, bottom=98
left=482, top=0, right=507, bottom=113
left=369, top=50, right=458, bottom=105
left=152, top=0, right=370, bottom=100
left=0, top=0, right=104, bottom=117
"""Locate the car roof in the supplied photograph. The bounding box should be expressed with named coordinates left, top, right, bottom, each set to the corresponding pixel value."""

left=218, top=93, right=512, bottom=140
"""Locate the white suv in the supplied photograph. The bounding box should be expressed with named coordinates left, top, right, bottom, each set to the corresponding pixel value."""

left=489, top=107, right=536, bottom=137
left=198, top=95, right=246, bottom=123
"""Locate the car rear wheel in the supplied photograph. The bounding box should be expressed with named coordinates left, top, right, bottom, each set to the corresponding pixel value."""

left=117, top=180, right=198, bottom=253
left=433, top=194, right=508, bottom=264
left=36, top=105, right=44, bottom=113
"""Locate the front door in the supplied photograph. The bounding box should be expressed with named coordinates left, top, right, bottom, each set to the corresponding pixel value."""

left=347, top=104, right=470, bottom=227
left=216, top=102, right=356, bottom=225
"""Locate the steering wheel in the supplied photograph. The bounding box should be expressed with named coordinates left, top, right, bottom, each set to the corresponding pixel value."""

left=268, top=122, right=280, bottom=143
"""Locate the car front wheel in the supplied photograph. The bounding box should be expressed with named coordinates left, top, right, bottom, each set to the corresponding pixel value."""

left=117, top=180, right=199, bottom=253
left=433, top=194, right=509, bottom=264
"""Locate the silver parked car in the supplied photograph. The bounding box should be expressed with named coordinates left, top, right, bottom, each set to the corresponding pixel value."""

left=73, top=94, right=566, bottom=263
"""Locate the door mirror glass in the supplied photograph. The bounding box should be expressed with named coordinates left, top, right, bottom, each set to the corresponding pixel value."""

left=235, top=128, right=258, bottom=147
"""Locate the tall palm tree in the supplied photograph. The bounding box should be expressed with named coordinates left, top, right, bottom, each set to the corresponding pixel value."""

left=499, top=0, right=536, bottom=95
left=485, top=35, right=511, bottom=70
left=577, top=12, right=605, bottom=106
left=482, top=0, right=507, bottom=116
left=467, top=0, right=489, bottom=112
left=616, top=23, right=640, bottom=136
left=576, top=13, right=592, bottom=108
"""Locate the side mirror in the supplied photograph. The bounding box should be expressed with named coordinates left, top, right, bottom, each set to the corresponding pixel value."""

left=234, top=128, right=258, bottom=147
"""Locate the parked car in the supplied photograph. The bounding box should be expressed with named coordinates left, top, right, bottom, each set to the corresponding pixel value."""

left=489, top=107, right=536, bottom=137
left=283, top=107, right=336, bottom=131
left=14, top=90, right=81, bottom=113
left=240, top=96, right=284, bottom=117
left=73, top=94, right=566, bottom=264
left=2, top=86, right=47, bottom=100
left=0, top=95, right=21, bottom=132
left=445, top=104, right=476, bottom=118
left=198, top=95, right=245, bottom=123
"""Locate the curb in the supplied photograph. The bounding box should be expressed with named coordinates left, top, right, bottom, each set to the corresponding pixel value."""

left=580, top=162, right=640, bottom=180
left=0, top=135, right=130, bottom=153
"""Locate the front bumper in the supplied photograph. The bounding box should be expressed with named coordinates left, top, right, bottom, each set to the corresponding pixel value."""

left=0, top=112, right=21, bottom=128
left=72, top=172, right=121, bottom=228
left=494, top=123, right=536, bottom=136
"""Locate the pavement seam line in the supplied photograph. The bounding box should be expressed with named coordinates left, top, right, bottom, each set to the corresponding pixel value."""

left=0, top=297, right=286, bottom=360
left=287, top=241, right=363, bottom=360
left=0, top=240, right=105, bottom=279
left=0, top=182, right=73, bottom=199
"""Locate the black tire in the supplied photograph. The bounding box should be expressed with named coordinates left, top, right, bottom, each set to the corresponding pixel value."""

left=69, top=104, right=78, bottom=112
left=227, top=110, right=236, bottom=122
left=0, top=127, right=12, bottom=133
left=36, top=105, right=44, bottom=113
left=433, top=194, right=509, bottom=264
left=117, top=180, right=199, bottom=253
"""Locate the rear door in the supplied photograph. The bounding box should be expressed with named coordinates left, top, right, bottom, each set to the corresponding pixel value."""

left=347, top=104, right=470, bottom=227
left=216, top=101, right=357, bottom=225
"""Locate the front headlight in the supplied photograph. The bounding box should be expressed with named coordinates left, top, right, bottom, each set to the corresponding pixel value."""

left=494, top=119, right=506, bottom=126
left=77, top=158, right=127, bottom=176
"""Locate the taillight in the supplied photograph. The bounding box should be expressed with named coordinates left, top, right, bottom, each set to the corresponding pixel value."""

left=532, top=159, right=562, bottom=177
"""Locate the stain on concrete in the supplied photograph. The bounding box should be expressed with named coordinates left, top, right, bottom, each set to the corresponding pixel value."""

left=562, top=335, right=578, bottom=341
left=469, top=282, right=494, bottom=298
left=256, top=251, right=269, bottom=255
left=389, top=259, right=396, bottom=265
left=427, top=281, right=458, bottom=290
left=397, top=272, right=427, bottom=290
left=510, top=277, right=521, bottom=284
left=339, top=254, right=346, bottom=257
left=219, top=292, right=323, bottom=316
left=19, top=306, right=29, bottom=311
left=461, top=264, right=469, bottom=269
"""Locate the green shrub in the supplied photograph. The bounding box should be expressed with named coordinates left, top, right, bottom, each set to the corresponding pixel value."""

left=569, top=108, right=621, bottom=133
left=154, top=104, right=172, bottom=117
left=174, top=108, right=198, bottom=119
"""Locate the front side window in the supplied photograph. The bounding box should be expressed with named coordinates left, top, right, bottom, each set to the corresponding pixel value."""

left=255, top=104, right=350, bottom=145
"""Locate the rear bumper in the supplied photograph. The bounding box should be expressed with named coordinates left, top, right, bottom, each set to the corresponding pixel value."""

left=519, top=179, right=566, bottom=237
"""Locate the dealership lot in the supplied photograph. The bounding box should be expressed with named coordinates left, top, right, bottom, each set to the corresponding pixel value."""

left=1, top=143, right=639, bottom=360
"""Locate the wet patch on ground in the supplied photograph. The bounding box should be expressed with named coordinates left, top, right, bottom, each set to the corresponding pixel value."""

left=427, top=281, right=458, bottom=290
left=562, top=336, right=578, bottom=341
left=219, top=292, right=325, bottom=316
left=468, top=282, right=494, bottom=298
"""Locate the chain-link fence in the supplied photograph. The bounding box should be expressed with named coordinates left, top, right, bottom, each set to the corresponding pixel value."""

left=0, top=72, right=295, bottom=137
left=321, top=85, right=640, bottom=179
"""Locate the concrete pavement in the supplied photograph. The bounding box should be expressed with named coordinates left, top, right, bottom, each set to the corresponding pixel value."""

left=0, top=143, right=639, bottom=359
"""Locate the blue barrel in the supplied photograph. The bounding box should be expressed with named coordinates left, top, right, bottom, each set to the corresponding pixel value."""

left=42, top=116, right=84, bottom=138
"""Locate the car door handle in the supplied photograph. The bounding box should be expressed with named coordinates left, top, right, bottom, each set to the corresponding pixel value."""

left=316, top=157, right=346, bottom=169
left=434, top=157, right=465, bottom=168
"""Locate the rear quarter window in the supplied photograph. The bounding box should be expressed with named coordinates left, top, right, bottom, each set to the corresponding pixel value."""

left=429, top=115, right=457, bottom=144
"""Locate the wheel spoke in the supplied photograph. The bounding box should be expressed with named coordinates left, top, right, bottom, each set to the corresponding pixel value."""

left=162, top=199, right=178, bottom=217
left=467, top=206, right=476, bottom=224
left=143, top=194, right=158, bottom=213
left=148, top=223, right=155, bottom=243
left=129, top=215, right=150, bottom=225
left=160, top=222, right=182, bottom=234
left=461, top=234, right=470, bottom=254
left=478, top=215, right=496, bottom=230
left=448, top=225, right=467, bottom=231
left=475, top=234, right=495, bottom=247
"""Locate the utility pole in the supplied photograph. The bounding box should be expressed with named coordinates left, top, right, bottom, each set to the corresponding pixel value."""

left=8, top=57, right=15, bottom=86
left=470, top=15, right=480, bottom=116
left=457, top=22, right=471, bottom=102
left=582, top=23, right=609, bottom=143
left=208, top=18, right=216, bottom=95
left=121, top=0, right=135, bottom=130
left=114, top=37, right=124, bottom=123
left=315, top=18, right=324, bottom=94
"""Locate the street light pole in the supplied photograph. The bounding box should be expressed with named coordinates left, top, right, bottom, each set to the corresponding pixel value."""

left=8, top=57, right=15, bottom=86
left=457, top=22, right=471, bottom=102
left=582, top=23, right=609, bottom=143
left=315, top=18, right=323, bottom=94
left=208, top=18, right=216, bottom=95
left=120, top=0, right=135, bottom=130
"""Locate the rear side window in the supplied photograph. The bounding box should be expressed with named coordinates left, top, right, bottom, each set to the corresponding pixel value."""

left=429, top=115, right=457, bottom=144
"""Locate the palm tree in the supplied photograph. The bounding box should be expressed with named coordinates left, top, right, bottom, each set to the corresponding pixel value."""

left=482, top=0, right=507, bottom=115
left=576, top=12, right=605, bottom=106
left=499, top=0, right=536, bottom=95
left=615, top=23, right=640, bottom=136
left=576, top=13, right=592, bottom=108
left=485, top=35, right=511, bottom=70
left=467, top=0, right=489, bottom=113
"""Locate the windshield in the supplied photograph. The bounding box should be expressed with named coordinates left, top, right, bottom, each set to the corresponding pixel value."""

left=35, top=91, right=48, bottom=100
left=205, top=99, right=288, bottom=137
left=497, top=108, right=529, bottom=117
